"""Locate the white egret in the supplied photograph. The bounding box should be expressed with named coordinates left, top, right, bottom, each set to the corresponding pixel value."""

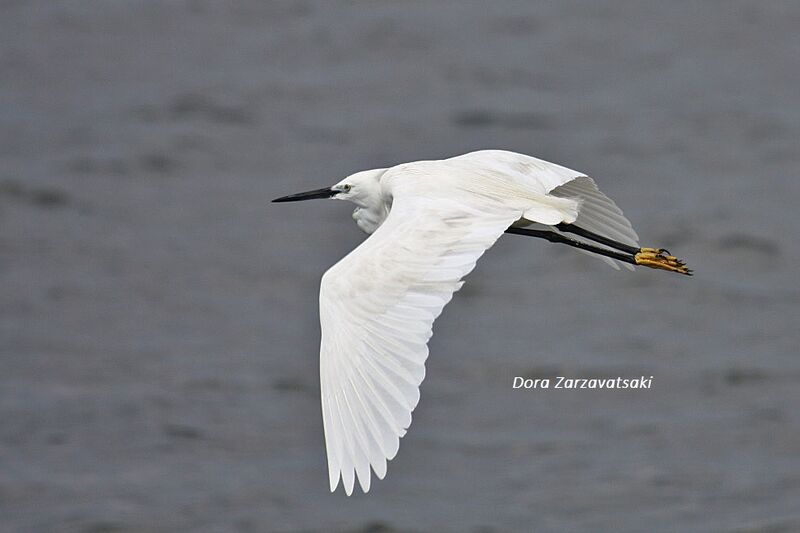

left=273, top=150, right=690, bottom=495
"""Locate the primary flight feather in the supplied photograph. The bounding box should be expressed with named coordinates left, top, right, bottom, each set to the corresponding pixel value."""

left=273, top=150, right=690, bottom=495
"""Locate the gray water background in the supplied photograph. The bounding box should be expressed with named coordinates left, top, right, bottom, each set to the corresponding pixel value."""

left=2, top=2, right=799, bottom=532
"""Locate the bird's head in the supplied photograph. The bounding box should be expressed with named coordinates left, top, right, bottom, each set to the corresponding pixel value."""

left=272, top=168, right=386, bottom=208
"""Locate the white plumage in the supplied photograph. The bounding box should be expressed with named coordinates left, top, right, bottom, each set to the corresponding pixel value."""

left=276, top=150, right=645, bottom=494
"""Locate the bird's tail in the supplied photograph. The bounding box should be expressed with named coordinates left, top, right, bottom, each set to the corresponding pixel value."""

left=522, top=195, right=581, bottom=226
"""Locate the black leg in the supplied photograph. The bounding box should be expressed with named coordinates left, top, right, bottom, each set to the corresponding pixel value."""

left=554, top=223, right=641, bottom=255
left=505, top=227, right=636, bottom=265
left=506, top=225, right=692, bottom=275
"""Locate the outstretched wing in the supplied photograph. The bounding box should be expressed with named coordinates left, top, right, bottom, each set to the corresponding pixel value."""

left=319, top=190, right=524, bottom=495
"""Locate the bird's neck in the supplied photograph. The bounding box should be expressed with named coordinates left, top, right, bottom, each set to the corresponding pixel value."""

left=352, top=203, right=389, bottom=234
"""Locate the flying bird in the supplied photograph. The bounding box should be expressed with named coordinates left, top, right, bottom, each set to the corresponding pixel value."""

left=273, top=150, right=690, bottom=495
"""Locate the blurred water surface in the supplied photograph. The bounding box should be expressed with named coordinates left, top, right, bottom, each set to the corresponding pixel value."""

left=1, top=2, right=799, bottom=532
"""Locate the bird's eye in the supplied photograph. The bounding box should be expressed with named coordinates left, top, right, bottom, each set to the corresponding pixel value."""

left=342, top=184, right=351, bottom=192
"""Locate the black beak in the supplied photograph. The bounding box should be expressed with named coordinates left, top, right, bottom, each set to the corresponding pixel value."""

left=272, top=187, right=337, bottom=203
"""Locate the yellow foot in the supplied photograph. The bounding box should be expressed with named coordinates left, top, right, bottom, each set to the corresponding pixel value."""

left=635, top=248, right=692, bottom=275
